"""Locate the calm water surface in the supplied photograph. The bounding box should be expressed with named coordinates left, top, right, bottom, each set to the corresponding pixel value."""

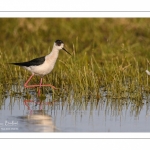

left=0, top=86, right=150, bottom=132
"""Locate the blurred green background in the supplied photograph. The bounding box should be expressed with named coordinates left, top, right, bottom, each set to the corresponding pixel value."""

left=0, top=18, right=150, bottom=62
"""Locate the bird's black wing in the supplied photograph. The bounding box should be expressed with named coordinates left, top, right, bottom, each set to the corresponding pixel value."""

left=10, top=56, right=45, bottom=67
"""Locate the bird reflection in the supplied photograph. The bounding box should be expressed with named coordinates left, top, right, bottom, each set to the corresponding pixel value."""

left=20, top=95, right=58, bottom=132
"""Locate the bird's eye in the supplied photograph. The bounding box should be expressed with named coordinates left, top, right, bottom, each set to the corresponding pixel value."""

left=57, top=42, right=61, bottom=46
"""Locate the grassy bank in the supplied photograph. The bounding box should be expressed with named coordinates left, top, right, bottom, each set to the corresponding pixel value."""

left=0, top=18, right=150, bottom=101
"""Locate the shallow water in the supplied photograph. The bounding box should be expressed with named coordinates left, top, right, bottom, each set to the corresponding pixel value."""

left=0, top=86, right=150, bottom=132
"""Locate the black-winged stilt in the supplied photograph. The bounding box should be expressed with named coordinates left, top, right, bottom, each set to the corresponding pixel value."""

left=10, top=40, right=71, bottom=95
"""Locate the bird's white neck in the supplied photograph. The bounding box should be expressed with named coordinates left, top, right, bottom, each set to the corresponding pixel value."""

left=45, top=46, right=60, bottom=63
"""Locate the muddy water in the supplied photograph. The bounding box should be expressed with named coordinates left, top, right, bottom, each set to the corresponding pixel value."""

left=0, top=88, right=150, bottom=132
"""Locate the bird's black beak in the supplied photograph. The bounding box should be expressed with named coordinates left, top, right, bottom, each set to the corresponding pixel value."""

left=62, top=48, right=71, bottom=55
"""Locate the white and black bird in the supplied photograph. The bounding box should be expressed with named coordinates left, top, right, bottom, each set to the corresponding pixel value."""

left=146, top=70, right=150, bottom=76
left=10, top=40, right=71, bottom=94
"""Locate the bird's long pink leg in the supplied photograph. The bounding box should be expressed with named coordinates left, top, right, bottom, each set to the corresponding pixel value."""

left=38, top=78, right=58, bottom=89
left=40, top=84, right=58, bottom=89
left=24, top=74, right=35, bottom=88
left=24, top=74, right=43, bottom=88
left=24, top=74, right=58, bottom=89
left=24, top=74, right=41, bottom=88
left=38, top=78, right=43, bottom=96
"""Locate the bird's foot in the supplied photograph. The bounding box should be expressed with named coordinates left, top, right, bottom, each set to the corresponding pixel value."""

left=39, top=84, right=59, bottom=89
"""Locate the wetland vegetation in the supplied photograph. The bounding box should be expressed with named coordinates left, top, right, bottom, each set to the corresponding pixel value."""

left=1, top=18, right=150, bottom=118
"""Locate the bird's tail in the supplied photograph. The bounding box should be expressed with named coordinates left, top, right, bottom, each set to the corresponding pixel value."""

left=8, top=62, right=26, bottom=66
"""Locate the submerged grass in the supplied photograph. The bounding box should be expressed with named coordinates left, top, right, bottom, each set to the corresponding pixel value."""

left=0, top=18, right=150, bottom=105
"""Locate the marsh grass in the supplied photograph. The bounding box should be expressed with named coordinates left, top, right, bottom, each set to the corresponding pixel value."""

left=0, top=18, right=150, bottom=107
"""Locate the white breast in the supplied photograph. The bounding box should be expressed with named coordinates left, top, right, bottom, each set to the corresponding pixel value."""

left=29, top=62, right=54, bottom=76
left=26, top=50, right=59, bottom=76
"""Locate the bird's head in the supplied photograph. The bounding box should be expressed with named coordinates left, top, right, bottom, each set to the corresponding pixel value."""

left=54, top=40, right=71, bottom=55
